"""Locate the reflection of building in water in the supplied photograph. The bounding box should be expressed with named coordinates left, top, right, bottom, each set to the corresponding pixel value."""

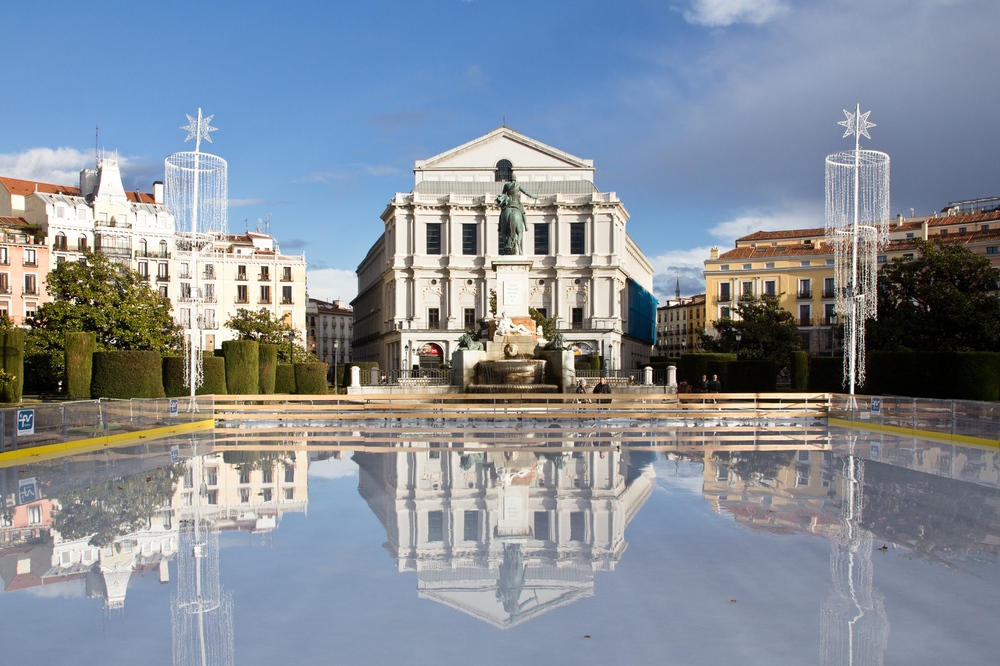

left=821, top=450, right=889, bottom=666
left=701, top=448, right=841, bottom=536
left=1, top=445, right=309, bottom=625
left=354, top=436, right=656, bottom=629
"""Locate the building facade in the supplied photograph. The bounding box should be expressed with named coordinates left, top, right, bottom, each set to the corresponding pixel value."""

left=702, top=206, right=1000, bottom=354
left=307, top=298, right=353, bottom=370
left=0, top=158, right=307, bottom=349
left=352, top=127, right=657, bottom=372
left=656, top=294, right=706, bottom=357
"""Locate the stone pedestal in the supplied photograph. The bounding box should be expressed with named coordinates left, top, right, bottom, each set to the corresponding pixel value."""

left=538, top=349, right=576, bottom=392
left=492, top=257, right=533, bottom=319
left=452, top=349, right=487, bottom=392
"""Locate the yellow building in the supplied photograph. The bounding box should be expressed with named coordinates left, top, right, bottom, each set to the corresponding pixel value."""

left=703, top=205, right=1000, bottom=355
left=655, top=293, right=706, bottom=356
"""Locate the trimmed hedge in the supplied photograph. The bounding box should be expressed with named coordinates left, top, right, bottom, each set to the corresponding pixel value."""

left=65, top=332, right=97, bottom=400
left=1, top=329, right=24, bottom=403
left=199, top=356, right=227, bottom=395
left=91, top=351, right=165, bottom=399
left=274, top=363, right=296, bottom=394
left=258, top=344, right=279, bottom=394
left=222, top=340, right=259, bottom=395
left=679, top=353, right=736, bottom=385
left=808, top=356, right=846, bottom=393
left=164, top=356, right=227, bottom=396
left=162, top=356, right=187, bottom=397
left=790, top=351, right=809, bottom=391
left=866, top=351, right=1000, bottom=401
left=294, top=362, right=328, bottom=394
left=705, top=360, right=778, bottom=392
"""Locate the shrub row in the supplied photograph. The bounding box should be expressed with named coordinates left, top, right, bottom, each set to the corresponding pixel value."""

left=91, top=351, right=165, bottom=399
left=1, top=329, right=24, bottom=403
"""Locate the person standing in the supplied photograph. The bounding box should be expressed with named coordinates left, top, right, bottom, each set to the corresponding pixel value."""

left=708, top=374, right=722, bottom=392
left=698, top=374, right=709, bottom=392
left=594, top=376, right=612, bottom=404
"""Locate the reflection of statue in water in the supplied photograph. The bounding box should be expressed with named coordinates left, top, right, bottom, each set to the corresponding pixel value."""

left=496, top=312, right=532, bottom=338
left=496, top=543, right=534, bottom=616
left=496, top=172, right=537, bottom=255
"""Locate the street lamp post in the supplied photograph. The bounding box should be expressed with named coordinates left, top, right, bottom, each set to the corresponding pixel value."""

left=287, top=329, right=294, bottom=364
left=734, top=329, right=743, bottom=359
left=332, top=339, right=339, bottom=393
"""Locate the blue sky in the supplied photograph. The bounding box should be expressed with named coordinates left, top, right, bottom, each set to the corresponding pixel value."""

left=1, top=0, right=998, bottom=303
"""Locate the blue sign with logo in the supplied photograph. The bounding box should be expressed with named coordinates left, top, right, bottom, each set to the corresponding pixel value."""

left=169, top=399, right=179, bottom=417
left=16, top=409, right=34, bottom=436
left=870, top=397, right=882, bottom=416
left=170, top=445, right=180, bottom=463
left=18, top=477, right=37, bottom=504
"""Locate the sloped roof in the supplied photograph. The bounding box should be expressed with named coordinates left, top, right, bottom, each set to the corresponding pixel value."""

left=416, top=126, right=593, bottom=170
left=412, top=179, right=598, bottom=196
left=0, top=216, right=31, bottom=229
left=736, top=228, right=825, bottom=243
left=718, top=242, right=832, bottom=260
left=0, top=176, right=79, bottom=197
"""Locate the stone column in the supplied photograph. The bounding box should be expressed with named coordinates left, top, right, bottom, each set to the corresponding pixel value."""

left=666, top=365, right=677, bottom=388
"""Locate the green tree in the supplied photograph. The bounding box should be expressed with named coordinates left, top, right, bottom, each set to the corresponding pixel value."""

left=869, top=239, right=1000, bottom=351
left=700, top=294, right=801, bottom=367
left=225, top=308, right=315, bottom=362
left=26, top=253, right=182, bottom=391
left=52, top=464, right=183, bottom=547
left=529, top=307, right=558, bottom=340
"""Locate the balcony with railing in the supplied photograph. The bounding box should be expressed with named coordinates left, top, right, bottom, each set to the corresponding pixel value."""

left=23, top=287, right=38, bottom=296
left=155, top=273, right=170, bottom=282
left=0, top=284, right=10, bottom=295
left=235, top=296, right=249, bottom=304
left=717, top=294, right=732, bottom=302
left=258, top=272, right=271, bottom=281
left=236, top=273, right=248, bottom=281
left=136, top=249, right=170, bottom=259
left=797, top=289, right=812, bottom=299
left=822, top=289, right=836, bottom=299
left=281, top=297, right=294, bottom=305
left=259, top=297, right=272, bottom=305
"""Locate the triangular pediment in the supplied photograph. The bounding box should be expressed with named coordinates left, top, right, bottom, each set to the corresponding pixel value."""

left=416, top=127, right=593, bottom=172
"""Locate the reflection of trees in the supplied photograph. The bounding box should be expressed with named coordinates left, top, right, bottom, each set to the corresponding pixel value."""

left=52, top=464, right=183, bottom=547
left=222, top=450, right=286, bottom=472
left=711, top=450, right=795, bottom=485
left=857, top=460, right=1000, bottom=562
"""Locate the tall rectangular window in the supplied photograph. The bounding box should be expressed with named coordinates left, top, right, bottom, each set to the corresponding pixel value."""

left=24, top=274, right=36, bottom=295
left=534, top=223, right=550, bottom=255
left=570, top=511, right=585, bottom=542
left=464, top=308, right=476, bottom=330
left=763, top=280, right=776, bottom=296
left=570, top=223, right=585, bottom=254
left=798, top=279, right=811, bottom=299
left=463, top=511, right=479, bottom=542
left=719, top=282, right=731, bottom=302
left=428, top=511, right=444, bottom=542
left=260, top=285, right=271, bottom=303
left=426, top=223, right=442, bottom=255
left=799, top=304, right=811, bottom=327
left=824, top=303, right=836, bottom=325
left=823, top=277, right=835, bottom=298
left=237, top=285, right=248, bottom=303
left=428, top=308, right=440, bottom=330
left=462, top=224, right=477, bottom=255
left=571, top=307, right=584, bottom=330
left=282, top=285, right=293, bottom=304
left=533, top=512, right=549, bottom=541
left=741, top=281, right=753, bottom=297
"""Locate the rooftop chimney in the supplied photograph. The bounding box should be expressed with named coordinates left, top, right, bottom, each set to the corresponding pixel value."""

left=152, top=181, right=163, bottom=205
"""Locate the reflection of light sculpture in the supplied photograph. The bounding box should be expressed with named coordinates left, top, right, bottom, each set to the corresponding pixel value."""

left=825, top=105, right=889, bottom=399
left=820, top=445, right=889, bottom=665
left=172, top=441, right=235, bottom=666
left=165, top=109, right=227, bottom=400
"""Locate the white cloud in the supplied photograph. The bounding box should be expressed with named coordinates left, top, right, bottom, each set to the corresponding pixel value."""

left=0, top=147, right=92, bottom=185
left=307, top=268, right=357, bottom=304
left=707, top=200, right=823, bottom=243
left=683, top=0, right=789, bottom=26
left=308, top=456, right=358, bottom=480
left=229, top=198, right=272, bottom=207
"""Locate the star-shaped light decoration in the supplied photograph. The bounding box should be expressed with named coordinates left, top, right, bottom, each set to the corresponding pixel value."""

left=180, top=109, right=218, bottom=145
left=838, top=106, right=875, bottom=140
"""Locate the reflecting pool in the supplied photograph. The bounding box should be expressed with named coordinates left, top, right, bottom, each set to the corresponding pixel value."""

left=0, top=421, right=998, bottom=665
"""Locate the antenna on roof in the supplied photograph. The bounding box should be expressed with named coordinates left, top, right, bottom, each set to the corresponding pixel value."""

left=502, top=108, right=506, bottom=127
left=95, top=124, right=99, bottom=168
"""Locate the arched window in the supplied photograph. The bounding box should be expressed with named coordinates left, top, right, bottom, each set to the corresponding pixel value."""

left=159, top=240, right=168, bottom=257
left=77, top=235, right=88, bottom=252
left=55, top=233, right=67, bottom=251
left=494, top=159, right=513, bottom=183
left=139, top=239, right=147, bottom=256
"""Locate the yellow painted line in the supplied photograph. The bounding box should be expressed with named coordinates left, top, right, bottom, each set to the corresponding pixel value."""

left=828, top=417, right=1000, bottom=450
left=0, top=419, right=215, bottom=467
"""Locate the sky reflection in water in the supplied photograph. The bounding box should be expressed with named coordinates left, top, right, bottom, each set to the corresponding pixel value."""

left=0, top=422, right=998, bottom=665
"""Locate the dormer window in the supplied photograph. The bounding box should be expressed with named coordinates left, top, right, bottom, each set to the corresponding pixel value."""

left=494, top=159, right=513, bottom=182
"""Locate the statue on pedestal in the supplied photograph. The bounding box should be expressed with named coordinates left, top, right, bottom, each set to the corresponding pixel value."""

left=496, top=312, right=531, bottom=338
left=496, top=172, right=537, bottom=255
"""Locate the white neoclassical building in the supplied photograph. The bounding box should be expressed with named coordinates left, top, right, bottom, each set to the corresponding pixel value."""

left=352, top=127, right=657, bottom=372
